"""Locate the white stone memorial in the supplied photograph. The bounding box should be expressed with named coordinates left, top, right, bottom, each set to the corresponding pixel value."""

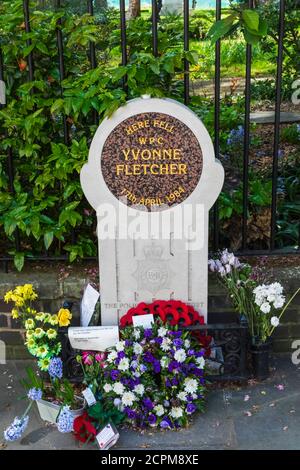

left=81, top=96, right=224, bottom=325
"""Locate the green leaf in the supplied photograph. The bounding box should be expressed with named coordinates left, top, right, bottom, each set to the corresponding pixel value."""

left=14, top=252, right=25, bottom=272
left=207, top=15, right=236, bottom=43
left=44, top=231, right=54, bottom=250
left=242, top=9, right=260, bottom=32
left=243, top=28, right=260, bottom=45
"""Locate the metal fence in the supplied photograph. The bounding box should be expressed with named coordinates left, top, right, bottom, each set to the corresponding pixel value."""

left=0, top=0, right=298, bottom=271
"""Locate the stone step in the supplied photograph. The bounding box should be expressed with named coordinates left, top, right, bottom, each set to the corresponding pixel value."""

left=250, top=111, right=300, bottom=124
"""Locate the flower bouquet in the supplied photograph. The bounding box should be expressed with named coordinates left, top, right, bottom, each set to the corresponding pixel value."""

left=102, top=323, right=206, bottom=429
left=209, top=250, right=300, bottom=378
left=4, top=284, right=85, bottom=431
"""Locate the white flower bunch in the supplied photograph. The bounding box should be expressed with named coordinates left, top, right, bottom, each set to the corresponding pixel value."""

left=254, top=283, right=285, bottom=315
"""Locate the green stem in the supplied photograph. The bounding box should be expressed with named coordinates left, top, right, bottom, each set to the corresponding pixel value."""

left=269, top=287, right=300, bottom=337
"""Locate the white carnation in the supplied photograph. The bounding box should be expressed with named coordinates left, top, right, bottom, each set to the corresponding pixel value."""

left=273, top=296, right=285, bottom=309
left=161, top=337, right=171, bottom=351
left=112, top=382, right=125, bottom=395
left=118, top=357, right=130, bottom=371
left=170, top=407, right=183, bottom=419
left=133, top=342, right=143, bottom=355
left=271, top=316, right=280, bottom=327
left=178, top=391, right=187, bottom=401
left=158, top=327, right=168, bottom=337
left=134, top=384, right=145, bottom=396
left=107, top=350, right=118, bottom=363
left=184, top=378, right=198, bottom=394
left=121, top=391, right=136, bottom=407
left=133, top=329, right=141, bottom=340
left=184, top=339, right=191, bottom=349
left=196, top=356, right=205, bottom=369
left=115, top=341, right=125, bottom=352
left=154, top=404, right=165, bottom=417
left=103, top=383, right=112, bottom=393
left=174, top=348, right=187, bottom=363
left=160, top=357, right=169, bottom=368
left=260, top=302, right=271, bottom=314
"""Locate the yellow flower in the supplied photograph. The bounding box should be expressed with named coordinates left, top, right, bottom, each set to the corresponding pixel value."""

left=4, top=290, right=13, bottom=303
left=46, top=328, right=57, bottom=340
left=57, top=308, right=72, bottom=327
left=14, top=296, right=25, bottom=307
left=25, top=318, right=35, bottom=330
left=38, top=357, right=50, bottom=371
left=26, top=330, right=34, bottom=338
left=25, top=338, right=36, bottom=349
left=34, top=327, right=45, bottom=339
left=36, top=345, right=49, bottom=358
left=35, top=312, right=45, bottom=322
left=49, top=314, right=58, bottom=326
left=11, top=308, right=19, bottom=319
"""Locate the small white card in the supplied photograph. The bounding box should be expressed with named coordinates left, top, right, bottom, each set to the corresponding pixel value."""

left=82, top=387, right=96, bottom=407
left=80, top=284, right=100, bottom=327
left=68, top=326, right=119, bottom=351
left=132, top=314, right=154, bottom=329
left=96, top=423, right=119, bottom=450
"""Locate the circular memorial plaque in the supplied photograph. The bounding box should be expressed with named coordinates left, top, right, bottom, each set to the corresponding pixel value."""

left=101, top=112, right=203, bottom=210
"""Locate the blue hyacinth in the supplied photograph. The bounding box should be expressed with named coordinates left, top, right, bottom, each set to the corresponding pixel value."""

left=227, top=125, right=244, bottom=146
left=4, top=415, right=29, bottom=442
left=48, top=357, right=63, bottom=379
left=57, top=406, right=74, bottom=433
left=27, top=387, right=43, bottom=401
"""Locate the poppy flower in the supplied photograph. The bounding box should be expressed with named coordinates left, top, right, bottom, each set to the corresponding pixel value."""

left=73, top=412, right=97, bottom=443
left=177, top=311, right=192, bottom=327
left=163, top=307, right=179, bottom=326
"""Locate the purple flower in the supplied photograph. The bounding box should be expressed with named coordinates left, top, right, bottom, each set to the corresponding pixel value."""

left=144, top=329, right=153, bottom=338
left=4, top=416, right=29, bottom=442
left=160, top=416, right=172, bottom=429
left=186, top=403, right=197, bottom=414
left=164, top=400, right=170, bottom=407
left=143, top=398, right=154, bottom=410
left=117, top=351, right=125, bottom=359
left=171, top=377, right=178, bottom=386
left=57, top=406, right=74, bottom=433
left=148, top=414, right=157, bottom=426
left=48, top=357, right=63, bottom=379
left=187, top=349, right=195, bottom=356
left=125, top=407, right=136, bottom=420
left=168, top=360, right=180, bottom=373
left=140, top=364, right=147, bottom=373
left=169, top=331, right=182, bottom=338
left=166, top=378, right=172, bottom=388
left=110, top=370, right=120, bottom=380
left=27, top=387, right=42, bottom=401
left=144, top=351, right=155, bottom=363
left=173, top=338, right=183, bottom=349
left=125, top=340, right=132, bottom=347
left=153, top=360, right=161, bottom=373
left=154, top=337, right=163, bottom=345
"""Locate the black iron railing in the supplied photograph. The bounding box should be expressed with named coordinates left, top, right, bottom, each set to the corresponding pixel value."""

left=0, top=0, right=298, bottom=273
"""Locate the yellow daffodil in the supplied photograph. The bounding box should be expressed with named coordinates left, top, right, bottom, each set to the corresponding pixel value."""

left=25, top=319, right=35, bottom=330
left=34, top=327, right=44, bottom=339
left=46, top=328, right=57, bottom=340
left=11, top=308, right=19, bottom=319
left=57, top=308, right=72, bottom=327
left=49, top=314, right=58, bottom=326
left=4, top=290, right=13, bottom=303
